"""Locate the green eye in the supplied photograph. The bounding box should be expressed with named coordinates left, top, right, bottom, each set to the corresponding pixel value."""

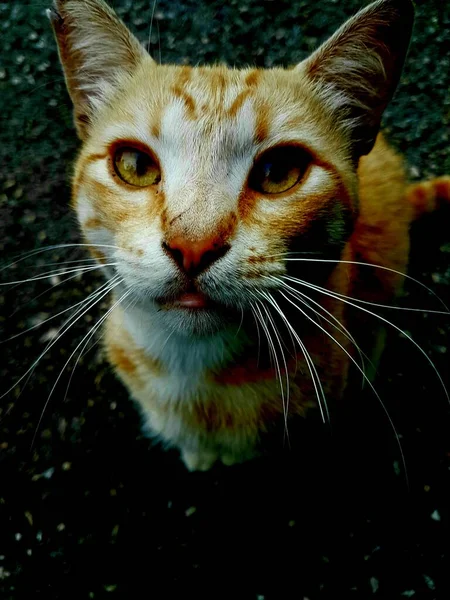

left=248, top=146, right=311, bottom=194
left=114, top=147, right=161, bottom=187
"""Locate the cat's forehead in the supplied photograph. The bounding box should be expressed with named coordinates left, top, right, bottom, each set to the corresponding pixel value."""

left=99, top=63, right=321, bottom=153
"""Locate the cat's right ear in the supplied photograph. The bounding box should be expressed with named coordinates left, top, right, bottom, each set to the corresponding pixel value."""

left=48, top=0, right=154, bottom=139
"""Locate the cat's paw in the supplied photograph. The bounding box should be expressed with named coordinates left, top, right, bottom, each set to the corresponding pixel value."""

left=221, top=449, right=259, bottom=467
left=220, top=453, right=241, bottom=467
left=181, top=449, right=218, bottom=472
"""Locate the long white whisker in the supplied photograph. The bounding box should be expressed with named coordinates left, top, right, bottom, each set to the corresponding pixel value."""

left=256, top=296, right=290, bottom=435
left=290, top=288, right=368, bottom=383
left=157, top=19, right=162, bottom=64
left=284, top=275, right=450, bottom=405
left=273, top=255, right=449, bottom=312
left=61, top=291, right=137, bottom=409
left=8, top=264, right=117, bottom=319
left=234, top=304, right=245, bottom=339
left=1, top=276, right=123, bottom=402
left=2, top=275, right=121, bottom=343
left=0, top=243, right=123, bottom=274
left=26, top=257, right=103, bottom=269
left=250, top=305, right=262, bottom=368
left=258, top=290, right=329, bottom=425
left=1, top=263, right=118, bottom=286
left=147, top=0, right=158, bottom=53
left=252, top=300, right=286, bottom=423
left=266, top=275, right=371, bottom=384
left=278, top=287, right=408, bottom=485
left=32, top=288, right=132, bottom=446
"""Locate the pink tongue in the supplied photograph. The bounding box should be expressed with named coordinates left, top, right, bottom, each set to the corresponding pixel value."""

left=177, top=292, right=209, bottom=308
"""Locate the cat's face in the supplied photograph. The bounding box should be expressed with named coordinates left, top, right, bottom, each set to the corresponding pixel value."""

left=74, top=62, right=355, bottom=335
left=51, top=0, right=414, bottom=336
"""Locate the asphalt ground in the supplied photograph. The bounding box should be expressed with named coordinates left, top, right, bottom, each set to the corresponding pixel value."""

left=0, top=1, right=449, bottom=598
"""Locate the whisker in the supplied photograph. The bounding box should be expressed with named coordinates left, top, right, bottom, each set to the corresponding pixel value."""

left=0, top=276, right=123, bottom=402
left=1, top=263, right=118, bottom=287
left=258, top=290, right=329, bottom=425
left=250, top=305, right=263, bottom=368
left=157, top=19, right=162, bottom=64
left=8, top=264, right=117, bottom=318
left=278, top=287, right=408, bottom=486
left=147, top=0, right=158, bottom=53
left=303, top=282, right=449, bottom=316
left=0, top=243, right=123, bottom=274
left=234, top=305, right=245, bottom=339
left=32, top=287, right=132, bottom=447
left=256, top=296, right=290, bottom=436
left=252, top=300, right=287, bottom=422
left=61, top=291, right=137, bottom=409
left=265, top=275, right=371, bottom=385
left=274, top=255, right=449, bottom=312
left=284, top=275, right=449, bottom=405
left=2, top=275, right=121, bottom=343
left=28, top=257, right=104, bottom=269
left=68, top=291, right=140, bottom=386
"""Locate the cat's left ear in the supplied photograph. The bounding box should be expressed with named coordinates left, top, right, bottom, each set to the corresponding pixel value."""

left=48, top=0, right=155, bottom=139
left=296, top=0, right=414, bottom=159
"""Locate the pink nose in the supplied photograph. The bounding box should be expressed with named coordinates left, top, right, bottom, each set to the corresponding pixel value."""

left=163, top=236, right=230, bottom=275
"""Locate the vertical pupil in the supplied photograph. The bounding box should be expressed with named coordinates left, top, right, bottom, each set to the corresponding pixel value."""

left=266, top=159, right=286, bottom=183
left=135, top=152, right=149, bottom=176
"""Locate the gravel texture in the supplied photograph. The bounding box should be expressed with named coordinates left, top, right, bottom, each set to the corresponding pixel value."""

left=1, top=0, right=449, bottom=598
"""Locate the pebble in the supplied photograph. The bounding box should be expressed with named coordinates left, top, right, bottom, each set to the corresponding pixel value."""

left=185, top=506, right=197, bottom=517
left=369, top=577, right=379, bottom=593
left=42, top=467, right=55, bottom=479
left=423, top=574, right=435, bottom=590
left=430, top=509, right=441, bottom=522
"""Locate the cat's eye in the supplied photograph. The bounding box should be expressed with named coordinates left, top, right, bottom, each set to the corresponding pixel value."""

left=113, top=147, right=161, bottom=187
left=248, top=146, right=311, bottom=195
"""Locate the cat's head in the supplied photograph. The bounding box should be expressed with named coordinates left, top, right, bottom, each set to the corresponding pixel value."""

left=49, top=0, right=413, bottom=337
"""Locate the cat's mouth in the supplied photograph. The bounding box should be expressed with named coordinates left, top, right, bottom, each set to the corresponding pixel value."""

left=157, top=290, right=216, bottom=311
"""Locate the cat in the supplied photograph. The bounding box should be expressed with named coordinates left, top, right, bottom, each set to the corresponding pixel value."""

left=48, top=0, right=450, bottom=471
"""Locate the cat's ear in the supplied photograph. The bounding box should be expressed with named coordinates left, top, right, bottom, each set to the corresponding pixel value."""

left=296, top=0, right=414, bottom=159
left=48, top=0, right=154, bottom=139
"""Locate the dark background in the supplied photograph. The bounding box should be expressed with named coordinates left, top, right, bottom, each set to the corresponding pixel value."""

left=1, top=0, right=449, bottom=598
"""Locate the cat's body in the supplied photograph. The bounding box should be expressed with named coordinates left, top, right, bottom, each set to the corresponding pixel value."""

left=101, top=134, right=410, bottom=470
left=49, top=0, right=450, bottom=470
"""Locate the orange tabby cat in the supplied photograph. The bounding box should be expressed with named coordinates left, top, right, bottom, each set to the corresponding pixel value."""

left=49, top=0, right=450, bottom=470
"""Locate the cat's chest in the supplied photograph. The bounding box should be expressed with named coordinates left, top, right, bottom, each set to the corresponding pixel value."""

left=103, top=303, right=346, bottom=413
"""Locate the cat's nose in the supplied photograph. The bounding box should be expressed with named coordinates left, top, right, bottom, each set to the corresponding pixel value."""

left=163, top=236, right=230, bottom=276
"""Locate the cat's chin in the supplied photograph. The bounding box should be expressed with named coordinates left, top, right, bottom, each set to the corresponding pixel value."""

left=148, top=289, right=242, bottom=337
left=156, top=305, right=231, bottom=337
